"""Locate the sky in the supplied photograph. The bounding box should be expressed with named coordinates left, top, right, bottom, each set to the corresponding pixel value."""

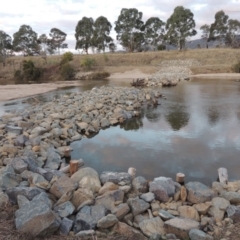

left=0, top=0, right=240, bottom=52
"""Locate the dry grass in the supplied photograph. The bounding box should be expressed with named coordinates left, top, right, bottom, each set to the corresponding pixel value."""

left=0, top=48, right=240, bottom=85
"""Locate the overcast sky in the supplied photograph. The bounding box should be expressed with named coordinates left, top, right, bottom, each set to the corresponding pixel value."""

left=0, top=0, right=240, bottom=51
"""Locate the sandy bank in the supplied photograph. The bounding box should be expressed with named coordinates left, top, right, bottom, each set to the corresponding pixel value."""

left=191, top=73, right=240, bottom=78
left=109, top=69, right=150, bottom=79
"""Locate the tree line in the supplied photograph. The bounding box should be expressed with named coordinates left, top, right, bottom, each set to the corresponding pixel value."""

left=0, top=6, right=240, bottom=63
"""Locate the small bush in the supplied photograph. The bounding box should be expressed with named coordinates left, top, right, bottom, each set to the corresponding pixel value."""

left=232, top=61, right=240, bottom=73
left=60, top=63, right=75, bottom=80
left=81, top=57, right=96, bottom=71
left=87, top=71, right=110, bottom=79
left=60, top=52, right=74, bottom=66
left=103, top=53, right=109, bottom=62
left=157, top=44, right=166, bottom=51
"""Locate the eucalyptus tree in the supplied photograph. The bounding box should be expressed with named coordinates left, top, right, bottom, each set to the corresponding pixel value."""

left=226, top=19, right=240, bottom=47
left=0, top=30, right=12, bottom=66
left=144, top=17, right=165, bottom=50
left=13, top=25, right=39, bottom=56
left=114, top=8, right=144, bottom=52
left=75, top=17, right=94, bottom=54
left=92, top=16, right=113, bottom=53
left=49, top=28, right=67, bottom=54
left=200, top=24, right=210, bottom=48
left=166, top=6, right=197, bottom=50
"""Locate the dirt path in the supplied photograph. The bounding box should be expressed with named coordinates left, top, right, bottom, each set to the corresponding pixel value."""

left=191, top=73, right=240, bottom=78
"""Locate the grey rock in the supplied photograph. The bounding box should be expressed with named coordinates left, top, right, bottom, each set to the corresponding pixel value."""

left=59, top=217, right=73, bottom=235
left=208, top=197, right=230, bottom=221
left=97, top=214, right=118, bottom=228
left=127, top=197, right=150, bottom=216
left=0, top=191, right=9, bottom=208
left=6, top=125, right=23, bottom=135
left=159, top=210, right=175, bottom=221
left=15, top=135, right=29, bottom=147
left=100, top=118, right=110, bottom=128
left=33, top=192, right=52, bottom=208
left=44, top=151, right=62, bottom=170
left=132, top=176, right=148, bottom=193
left=149, top=233, right=162, bottom=240
left=139, top=217, right=165, bottom=237
left=149, top=181, right=169, bottom=202
left=6, top=187, right=44, bottom=204
left=111, top=203, right=130, bottom=220
left=186, top=182, right=215, bottom=204
left=140, top=192, right=155, bottom=202
left=153, top=177, right=176, bottom=196
left=54, top=201, right=75, bottom=218
left=189, top=229, right=213, bottom=240
left=226, top=205, right=240, bottom=222
left=0, top=172, right=22, bottom=190
left=11, top=157, right=28, bottom=174
left=75, top=230, right=95, bottom=237
left=220, top=191, right=240, bottom=204
left=166, top=233, right=177, bottom=239
left=17, top=195, right=29, bottom=208
left=100, top=171, right=132, bottom=185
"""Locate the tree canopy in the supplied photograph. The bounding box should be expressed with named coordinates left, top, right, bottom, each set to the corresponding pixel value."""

left=166, top=6, right=197, bottom=50
left=49, top=28, right=67, bottom=54
left=0, top=30, right=12, bottom=66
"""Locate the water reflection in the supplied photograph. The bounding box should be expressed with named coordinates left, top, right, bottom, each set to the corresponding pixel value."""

left=207, top=106, right=220, bottom=126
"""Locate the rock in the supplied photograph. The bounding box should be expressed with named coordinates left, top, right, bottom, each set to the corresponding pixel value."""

left=75, top=230, right=95, bottom=237
left=97, top=214, right=118, bottom=228
left=54, top=201, right=75, bottom=218
left=59, top=217, right=73, bottom=235
left=74, top=205, right=107, bottom=233
left=186, top=182, right=215, bottom=204
left=149, top=181, right=169, bottom=202
left=220, top=191, right=240, bottom=204
left=132, top=176, right=148, bottom=193
left=158, top=210, right=175, bottom=221
left=181, top=186, right=187, bottom=202
left=164, top=218, right=199, bottom=239
left=15, top=194, right=61, bottom=237
left=212, top=181, right=226, bottom=194
left=140, top=192, right=155, bottom=202
left=166, top=233, right=177, bottom=239
left=33, top=192, right=52, bottom=208
left=0, top=172, right=22, bottom=190
left=178, top=206, right=200, bottom=221
left=0, top=191, right=9, bottom=207
left=11, top=157, right=28, bottom=174
left=71, top=188, right=94, bottom=209
left=193, top=202, right=212, bottom=215
left=134, top=212, right=149, bottom=224
left=95, top=189, right=124, bottom=211
left=99, top=182, right=119, bottom=195
left=77, top=122, right=89, bottom=131
left=17, top=195, right=29, bottom=208
left=111, top=222, right=147, bottom=240
left=139, top=217, right=165, bottom=237
left=100, top=118, right=110, bottom=128
left=149, top=233, right=162, bottom=240
left=31, top=172, right=50, bottom=190
left=5, top=125, right=23, bottom=135
left=189, top=229, right=213, bottom=240
left=127, top=197, right=150, bottom=216
left=208, top=197, right=230, bottom=221
left=6, top=187, right=44, bottom=204
left=50, top=175, right=77, bottom=199
left=100, top=171, right=132, bottom=185
left=71, top=167, right=101, bottom=193
left=119, top=185, right=131, bottom=193
left=226, top=205, right=240, bottom=222
left=15, top=135, right=29, bottom=147
left=111, top=203, right=130, bottom=220
left=44, top=151, right=62, bottom=170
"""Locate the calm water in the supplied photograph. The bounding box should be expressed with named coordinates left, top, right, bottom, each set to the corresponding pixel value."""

left=1, top=78, right=240, bottom=185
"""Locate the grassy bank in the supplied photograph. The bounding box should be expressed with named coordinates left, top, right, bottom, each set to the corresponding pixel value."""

left=0, top=48, right=240, bottom=85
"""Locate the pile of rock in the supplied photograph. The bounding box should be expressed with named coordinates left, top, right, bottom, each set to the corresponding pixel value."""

left=147, top=59, right=201, bottom=87
left=0, top=86, right=162, bottom=166
left=1, top=156, right=240, bottom=240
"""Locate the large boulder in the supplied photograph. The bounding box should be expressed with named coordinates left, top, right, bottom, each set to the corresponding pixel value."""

left=220, top=191, right=240, bottom=204
left=59, top=217, right=73, bottom=236
left=189, top=229, right=213, bottom=240
left=186, top=182, right=215, bottom=204
left=149, top=182, right=169, bottom=202
left=54, top=201, right=75, bottom=218
left=71, top=167, right=101, bottom=193
left=139, top=217, right=165, bottom=237
left=15, top=194, right=61, bottom=237
left=127, top=197, right=150, bottom=216
left=0, top=172, right=22, bottom=190
left=226, top=205, right=240, bottom=222
left=208, top=197, right=230, bottom=221
left=111, top=203, right=130, bottom=220
left=132, top=176, right=148, bottom=193
left=97, top=214, right=118, bottom=228
left=71, top=188, right=94, bottom=209
left=44, top=151, right=62, bottom=170
left=100, top=171, right=132, bottom=185
left=99, top=182, right=119, bottom=195
left=178, top=206, right=200, bottom=221
left=11, top=157, right=28, bottom=174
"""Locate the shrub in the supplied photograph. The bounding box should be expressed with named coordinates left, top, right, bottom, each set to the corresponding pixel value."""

left=232, top=61, right=240, bottom=73
left=60, top=52, right=74, bottom=66
left=60, top=63, right=75, bottom=80
left=103, top=53, right=109, bottom=62
left=157, top=44, right=166, bottom=51
left=81, top=57, right=96, bottom=71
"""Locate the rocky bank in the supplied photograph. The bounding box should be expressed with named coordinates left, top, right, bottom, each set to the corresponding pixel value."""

left=0, top=86, right=239, bottom=240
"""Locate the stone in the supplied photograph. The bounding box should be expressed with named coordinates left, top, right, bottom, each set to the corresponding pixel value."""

left=119, top=185, right=131, bottom=193
left=140, top=192, right=155, bottom=202
left=74, top=205, right=107, bottom=233
left=6, top=187, right=44, bottom=204
left=5, top=125, right=23, bottom=135
left=149, top=181, right=169, bottom=202
left=226, top=205, right=240, bottom=222
left=193, top=202, right=212, bottom=215
left=44, top=151, right=62, bottom=170
left=153, top=177, right=176, bottom=196
left=71, top=167, right=101, bottom=193
left=164, top=218, right=199, bottom=239
left=59, top=217, right=73, bottom=235
left=71, top=188, right=94, bottom=209
left=100, top=118, right=110, bottom=128
left=99, top=182, right=119, bottom=195
left=77, top=122, right=89, bottom=131
left=149, top=233, right=162, bottom=240
left=111, top=203, right=130, bottom=220
left=208, top=197, right=230, bottom=221
left=158, top=210, right=175, bottom=221
left=166, top=233, right=177, bottom=239
left=178, top=206, right=200, bottom=221
left=0, top=172, right=22, bottom=190
left=95, top=189, right=124, bottom=211
left=97, top=214, right=118, bottom=228
left=134, top=213, right=149, bottom=224
left=139, top=217, right=165, bottom=237
left=50, top=175, right=77, bottom=199
left=220, top=191, right=240, bottom=204
left=54, top=201, right=75, bottom=218
left=0, top=191, right=9, bottom=207
left=189, top=229, right=213, bottom=240
left=15, top=194, right=61, bottom=237
left=11, top=157, right=28, bottom=174
left=15, top=135, right=29, bottom=147
left=34, top=192, right=52, bottom=208
left=226, top=181, right=240, bottom=192
left=75, top=230, right=95, bottom=237
left=111, top=222, right=147, bottom=240
left=127, top=197, right=150, bottom=216
left=132, top=176, right=148, bottom=193
left=100, top=171, right=132, bottom=186
left=212, top=182, right=227, bottom=194
left=180, top=186, right=187, bottom=202
left=186, top=182, right=215, bottom=204
left=17, top=195, right=29, bottom=208
left=31, top=172, right=50, bottom=190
